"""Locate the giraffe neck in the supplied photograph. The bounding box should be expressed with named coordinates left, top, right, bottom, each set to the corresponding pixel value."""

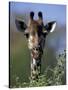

left=31, top=56, right=41, bottom=80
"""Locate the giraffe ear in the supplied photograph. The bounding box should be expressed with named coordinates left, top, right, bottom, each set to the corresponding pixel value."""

left=15, top=19, right=27, bottom=32
left=43, top=21, right=56, bottom=33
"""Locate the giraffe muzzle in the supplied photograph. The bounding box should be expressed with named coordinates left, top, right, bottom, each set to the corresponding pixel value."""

left=31, top=46, right=43, bottom=59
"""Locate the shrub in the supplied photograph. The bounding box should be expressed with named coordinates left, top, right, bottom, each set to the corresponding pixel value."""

left=10, top=50, right=66, bottom=88
left=29, top=50, right=66, bottom=87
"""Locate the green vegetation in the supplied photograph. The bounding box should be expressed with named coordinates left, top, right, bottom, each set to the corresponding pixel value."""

left=10, top=50, right=66, bottom=88
left=29, top=50, right=66, bottom=87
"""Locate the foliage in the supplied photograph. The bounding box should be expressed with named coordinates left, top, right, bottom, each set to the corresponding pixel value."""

left=10, top=50, right=66, bottom=88
left=29, top=50, right=66, bottom=87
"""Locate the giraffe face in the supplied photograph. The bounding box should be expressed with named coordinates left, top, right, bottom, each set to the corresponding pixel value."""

left=15, top=11, right=56, bottom=59
left=25, top=20, right=45, bottom=59
left=26, top=21, right=44, bottom=48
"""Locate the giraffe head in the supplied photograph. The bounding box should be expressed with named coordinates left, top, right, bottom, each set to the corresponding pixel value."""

left=15, top=11, right=56, bottom=59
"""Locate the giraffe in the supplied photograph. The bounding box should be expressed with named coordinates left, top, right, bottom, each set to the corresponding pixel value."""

left=15, top=11, right=56, bottom=80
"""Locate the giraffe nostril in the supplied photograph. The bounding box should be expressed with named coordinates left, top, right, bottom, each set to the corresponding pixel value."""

left=33, top=47, right=38, bottom=51
left=34, top=45, right=40, bottom=51
left=36, top=48, right=38, bottom=51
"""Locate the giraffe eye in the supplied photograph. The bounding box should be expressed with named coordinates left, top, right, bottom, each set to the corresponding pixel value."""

left=24, top=33, right=29, bottom=38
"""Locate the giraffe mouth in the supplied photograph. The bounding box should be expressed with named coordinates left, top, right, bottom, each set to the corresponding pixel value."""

left=31, top=48, right=43, bottom=59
